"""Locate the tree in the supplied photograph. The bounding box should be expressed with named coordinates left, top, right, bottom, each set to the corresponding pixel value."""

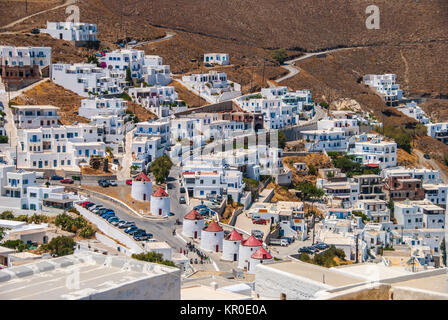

left=271, top=49, right=288, bottom=64
left=277, top=131, right=286, bottom=149
left=80, top=225, right=95, bottom=239
left=125, top=66, right=133, bottom=84
left=0, top=135, right=8, bottom=144
left=150, top=155, right=173, bottom=184
left=45, top=236, right=76, bottom=257
left=0, top=227, right=4, bottom=241
left=87, top=55, right=99, bottom=66
left=132, top=251, right=177, bottom=267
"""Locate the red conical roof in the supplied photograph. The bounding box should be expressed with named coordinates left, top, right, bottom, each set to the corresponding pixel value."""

left=184, top=209, right=203, bottom=220
left=203, top=220, right=223, bottom=232
left=226, top=229, right=243, bottom=241
left=242, top=235, right=262, bottom=247
left=133, top=172, right=151, bottom=182
left=152, top=187, right=168, bottom=197
left=251, top=247, right=272, bottom=260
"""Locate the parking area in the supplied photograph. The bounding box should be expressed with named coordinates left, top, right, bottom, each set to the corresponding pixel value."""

left=234, top=211, right=271, bottom=239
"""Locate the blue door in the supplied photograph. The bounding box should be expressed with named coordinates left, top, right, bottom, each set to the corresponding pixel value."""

left=38, top=161, right=43, bottom=168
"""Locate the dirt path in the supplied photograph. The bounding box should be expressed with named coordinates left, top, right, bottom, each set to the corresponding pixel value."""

left=414, top=149, right=448, bottom=183
left=1, top=0, right=77, bottom=32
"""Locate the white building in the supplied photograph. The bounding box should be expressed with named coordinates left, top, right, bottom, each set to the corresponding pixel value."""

left=363, top=74, right=403, bottom=105
left=143, top=55, right=172, bottom=86
left=234, top=87, right=315, bottom=130
left=302, top=128, right=347, bottom=152
left=317, top=118, right=360, bottom=137
left=181, top=71, right=241, bottom=104
left=238, top=235, right=262, bottom=270
left=130, top=172, right=152, bottom=202
left=394, top=201, right=424, bottom=229
left=348, top=134, right=397, bottom=169
left=151, top=187, right=170, bottom=217
left=382, top=167, right=442, bottom=185
left=354, top=199, right=390, bottom=223
left=397, top=101, right=430, bottom=124
left=182, top=209, right=204, bottom=239
left=0, top=46, right=51, bottom=70
left=222, top=229, right=243, bottom=262
left=130, top=136, right=163, bottom=172
left=0, top=165, right=79, bottom=212
left=204, top=53, right=229, bottom=65
left=13, top=105, right=60, bottom=129
left=40, top=22, right=98, bottom=43
left=16, top=124, right=106, bottom=171
left=248, top=247, right=273, bottom=274
left=51, top=63, right=123, bottom=97
left=200, top=221, right=224, bottom=253
left=78, top=97, right=128, bottom=119
left=181, top=161, right=245, bottom=202
left=423, top=184, right=448, bottom=208
left=426, top=122, right=448, bottom=145
left=129, top=85, right=185, bottom=118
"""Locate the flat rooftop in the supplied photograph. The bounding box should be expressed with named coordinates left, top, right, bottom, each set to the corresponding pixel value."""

left=392, top=273, right=448, bottom=294
left=13, top=105, right=59, bottom=110
left=260, top=260, right=364, bottom=288
left=181, top=285, right=252, bottom=300
left=0, top=252, right=180, bottom=300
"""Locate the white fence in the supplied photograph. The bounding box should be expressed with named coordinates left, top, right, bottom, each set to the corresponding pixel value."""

left=75, top=204, right=144, bottom=255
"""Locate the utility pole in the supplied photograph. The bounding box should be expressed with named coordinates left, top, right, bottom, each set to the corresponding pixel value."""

left=355, top=233, right=359, bottom=263
left=25, top=0, right=28, bottom=14
left=261, top=59, right=266, bottom=87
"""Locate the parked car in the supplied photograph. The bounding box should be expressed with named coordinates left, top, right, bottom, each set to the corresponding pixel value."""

left=91, top=205, right=103, bottom=212
left=102, top=214, right=115, bottom=220
left=179, top=187, right=186, bottom=193
left=84, top=202, right=95, bottom=210
left=80, top=201, right=91, bottom=208
left=108, top=216, right=120, bottom=223
left=51, top=175, right=64, bottom=181
left=424, top=153, right=431, bottom=160
left=31, top=28, right=40, bottom=34
left=61, top=179, right=74, bottom=184
left=124, top=226, right=138, bottom=234
left=253, top=219, right=268, bottom=225
left=108, top=180, right=118, bottom=186
left=119, top=221, right=135, bottom=229
left=312, top=243, right=329, bottom=250
left=179, top=196, right=186, bottom=204
left=129, top=228, right=145, bottom=236
left=204, top=63, right=213, bottom=67
left=251, top=230, right=264, bottom=239
left=167, top=183, right=173, bottom=189
left=194, top=205, right=207, bottom=211
left=298, top=246, right=317, bottom=254
left=126, top=179, right=133, bottom=185
left=98, top=179, right=110, bottom=187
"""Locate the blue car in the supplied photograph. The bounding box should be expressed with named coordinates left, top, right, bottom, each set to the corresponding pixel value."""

left=102, top=214, right=114, bottom=220
left=51, top=175, right=64, bottom=181
left=108, top=216, right=120, bottom=223
left=194, top=205, right=207, bottom=210
left=124, top=226, right=138, bottom=234
left=129, top=228, right=145, bottom=236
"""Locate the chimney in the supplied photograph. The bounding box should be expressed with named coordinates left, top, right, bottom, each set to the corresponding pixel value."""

left=210, top=281, right=218, bottom=291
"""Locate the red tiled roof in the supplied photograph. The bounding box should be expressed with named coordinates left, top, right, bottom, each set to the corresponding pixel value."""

left=184, top=209, right=203, bottom=220
left=152, top=187, right=168, bottom=197
left=133, top=172, right=151, bottom=182
left=242, top=235, right=262, bottom=247
left=226, top=229, right=243, bottom=241
left=251, top=247, right=272, bottom=260
left=203, top=220, right=223, bottom=232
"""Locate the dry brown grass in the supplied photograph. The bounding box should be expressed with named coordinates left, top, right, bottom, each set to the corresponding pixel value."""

left=172, top=80, right=207, bottom=108
left=11, top=80, right=89, bottom=125
left=397, top=149, right=420, bottom=168
left=421, top=99, right=448, bottom=122
left=267, top=182, right=299, bottom=202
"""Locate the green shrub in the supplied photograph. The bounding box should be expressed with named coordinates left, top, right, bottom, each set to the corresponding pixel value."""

left=132, top=252, right=177, bottom=268
left=45, top=236, right=76, bottom=257
left=80, top=225, right=95, bottom=239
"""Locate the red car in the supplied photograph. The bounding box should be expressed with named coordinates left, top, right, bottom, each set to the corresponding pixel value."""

left=61, top=179, right=74, bottom=184
left=126, top=179, right=133, bottom=185
left=81, top=201, right=91, bottom=208
left=253, top=219, right=267, bottom=225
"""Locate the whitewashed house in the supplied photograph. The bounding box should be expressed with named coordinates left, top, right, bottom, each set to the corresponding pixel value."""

left=181, top=71, right=241, bottom=104
left=363, top=74, right=403, bottom=105
left=40, top=22, right=98, bottom=45
left=302, top=128, right=347, bottom=152
left=426, top=122, right=448, bottom=145
left=348, top=134, right=397, bottom=169
left=382, top=167, right=442, bottom=185
left=423, top=183, right=448, bottom=208
left=204, top=53, right=229, bottom=65
left=354, top=199, right=390, bottom=223
left=78, top=97, right=128, bottom=119
left=397, top=101, right=430, bottom=124
left=0, top=46, right=51, bottom=70
left=12, top=105, right=60, bottom=129
left=51, top=63, right=123, bottom=97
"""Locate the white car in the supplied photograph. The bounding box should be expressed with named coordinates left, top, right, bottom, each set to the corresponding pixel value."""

left=108, top=180, right=118, bottom=186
